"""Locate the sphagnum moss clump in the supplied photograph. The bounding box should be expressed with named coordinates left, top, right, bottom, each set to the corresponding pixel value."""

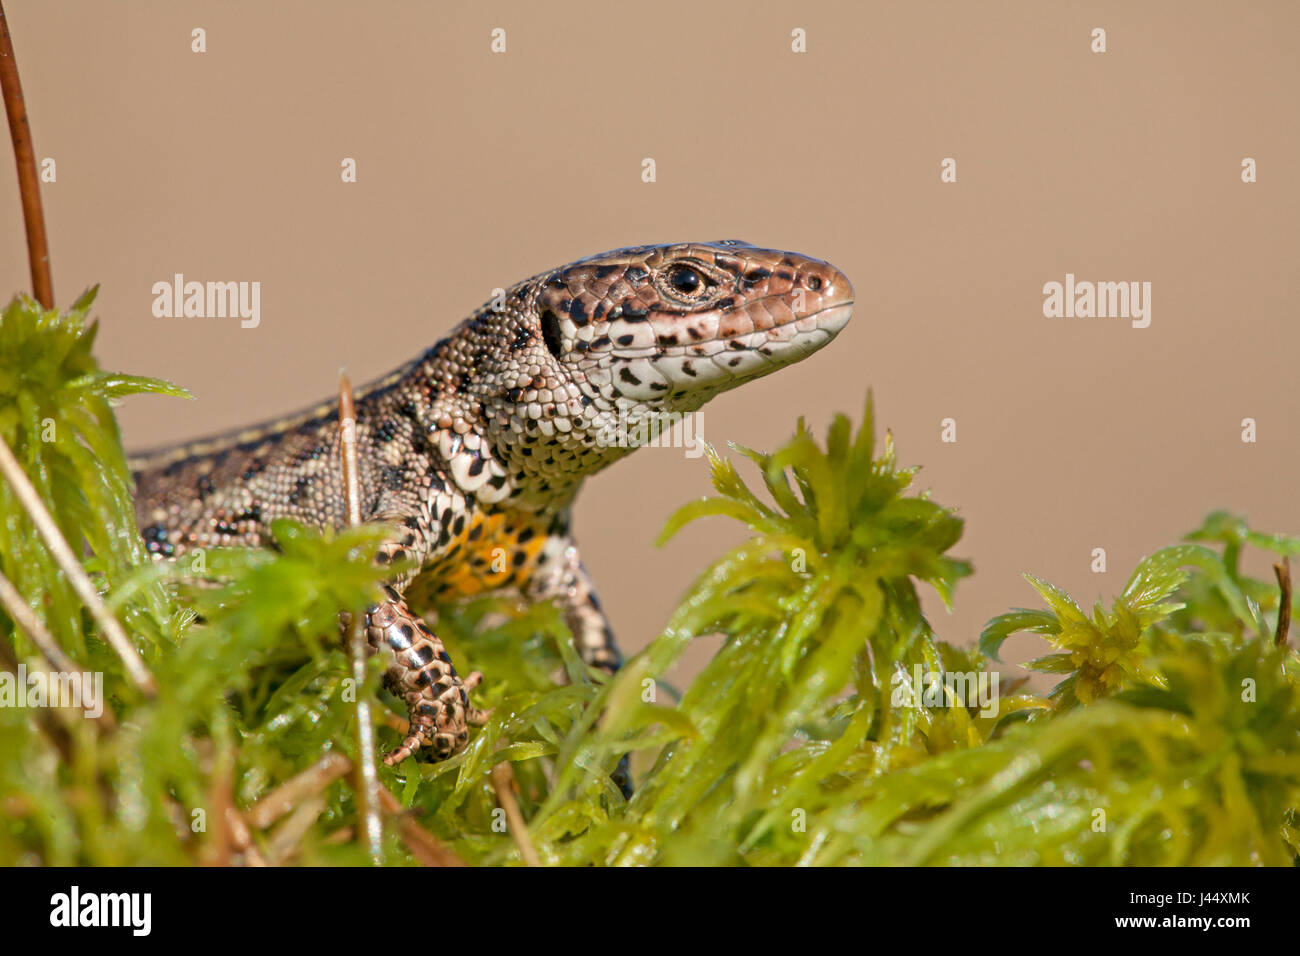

left=0, top=291, right=1297, bottom=865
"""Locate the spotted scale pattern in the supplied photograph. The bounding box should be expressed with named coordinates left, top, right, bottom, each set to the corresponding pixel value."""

left=131, top=240, right=854, bottom=765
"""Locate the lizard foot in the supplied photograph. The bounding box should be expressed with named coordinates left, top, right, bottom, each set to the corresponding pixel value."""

left=364, top=593, right=489, bottom=765
left=381, top=670, right=492, bottom=766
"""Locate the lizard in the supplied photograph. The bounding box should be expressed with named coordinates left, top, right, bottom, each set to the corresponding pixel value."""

left=129, top=240, right=854, bottom=766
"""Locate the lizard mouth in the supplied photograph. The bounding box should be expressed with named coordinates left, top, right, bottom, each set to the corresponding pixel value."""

left=683, top=300, right=853, bottom=353
left=705, top=299, right=853, bottom=370
left=791, top=300, right=854, bottom=341
left=603, top=299, right=853, bottom=359
left=604, top=298, right=854, bottom=402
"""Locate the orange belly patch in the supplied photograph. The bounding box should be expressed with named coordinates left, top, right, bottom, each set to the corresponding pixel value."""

left=408, top=508, right=550, bottom=604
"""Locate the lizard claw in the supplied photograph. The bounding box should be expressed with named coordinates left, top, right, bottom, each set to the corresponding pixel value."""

left=462, top=671, right=492, bottom=726
left=382, top=676, right=483, bottom=766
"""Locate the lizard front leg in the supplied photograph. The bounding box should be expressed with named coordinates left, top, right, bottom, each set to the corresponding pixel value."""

left=362, top=507, right=488, bottom=765
left=525, top=531, right=622, bottom=674
left=525, top=535, right=631, bottom=796
left=525, top=530, right=634, bottom=794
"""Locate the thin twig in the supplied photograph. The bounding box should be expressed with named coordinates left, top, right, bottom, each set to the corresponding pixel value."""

left=245, top=750, right=464, bottom=866
left=491, top=760, right=541, bottom=866
left=0, top=2, right=52, bottom=308
left=0, top=435, right=156, bottom=693
left=265, top=793, right=328, bottom=865
left=0, top=570, right=116, bottom=731
left=0, top=567, right=115, bottom=733
left=322, top=825, right=353, bottom=845
left=0, top=637, right=72, bottom=761
left=0, top=569, right=81, bottom=675
left=1274, top=557, right=1291, bottom=647
left=339, top=370, right=383, bottom=863
left=375, top=787, right=466, bottom=867
left=223, top=807, right=269, bottom=867
left=205, top=748, right=235, bottom=867
left=339, top=370, right=363, bottom=528
left=245, top=751, right=352, bottom=829
left=0, top=622, right=120, bottom=809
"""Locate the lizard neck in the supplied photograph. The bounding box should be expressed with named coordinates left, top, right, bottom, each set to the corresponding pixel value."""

left=389, top=338, right=605, bottom=513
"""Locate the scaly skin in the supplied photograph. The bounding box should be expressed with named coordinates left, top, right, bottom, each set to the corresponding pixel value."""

left=130, top=240, right=854, bottom=765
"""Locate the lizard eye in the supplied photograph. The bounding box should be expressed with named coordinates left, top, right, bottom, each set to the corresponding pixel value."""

left=667, top=265, right=703, bottom=295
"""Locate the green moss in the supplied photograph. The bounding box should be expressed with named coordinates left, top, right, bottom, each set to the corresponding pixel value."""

left=1, top=290, right=1296, bottom=866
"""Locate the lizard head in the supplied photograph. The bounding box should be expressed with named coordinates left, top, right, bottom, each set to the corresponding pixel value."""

left=462, top=240, right=853, bottom=501
left=531, top=240, right=854, bottom=414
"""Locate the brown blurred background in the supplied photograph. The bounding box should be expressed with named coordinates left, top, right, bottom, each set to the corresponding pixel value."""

left=2, top=1, right=1296, bottom=680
